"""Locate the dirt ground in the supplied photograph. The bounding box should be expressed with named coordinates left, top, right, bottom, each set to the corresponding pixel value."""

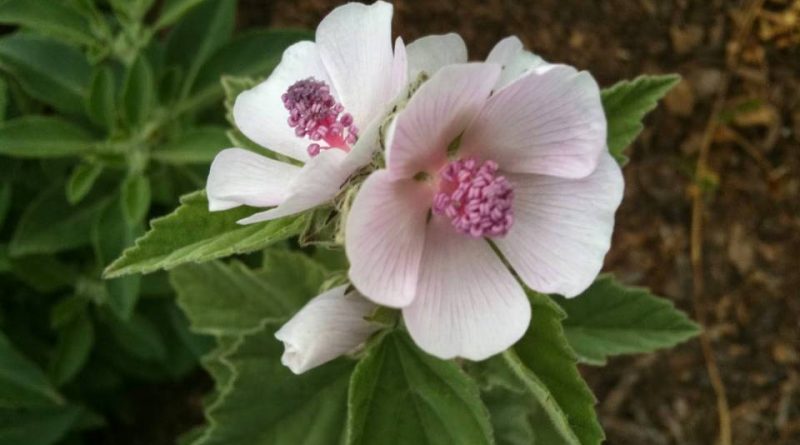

left=236, top=1, right=800, bottom=444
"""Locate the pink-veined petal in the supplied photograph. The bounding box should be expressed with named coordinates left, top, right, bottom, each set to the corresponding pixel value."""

left=346, top=170, right=431, bottom=308
left=206, top=148, right=301, bottom=211
left=495, top=152, right=624, bottom=298
left=387, top=63, right=500, bottom=180
left=237, top=149, right=350, bottom=224
left=461, top=64, right=607, bottom=179
left=403, top=217, right=531, bottom=360
left=406, top=33, right=468, bottom=79
left=233, top=41, right=332, bottom=162
left=275, top=285, right=379, bottom=374
left=316, top=1, right=394, bottom=130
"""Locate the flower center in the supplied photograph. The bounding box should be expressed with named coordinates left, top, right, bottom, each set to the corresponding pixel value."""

left=282, top=77, right=359, bottom=157
left=432, top=157, right=514, bottom=238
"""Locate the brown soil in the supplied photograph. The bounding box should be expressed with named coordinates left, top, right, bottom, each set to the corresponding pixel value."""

left=242, top=1, right=800, bottom=444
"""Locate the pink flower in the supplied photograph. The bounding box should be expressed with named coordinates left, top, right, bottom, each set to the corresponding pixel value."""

left=345, top=59, right=624, bottom=360
left=206, top=1, right=406, bottom=223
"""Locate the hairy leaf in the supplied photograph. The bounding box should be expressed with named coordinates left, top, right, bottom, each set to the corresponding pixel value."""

left=347, top=330, right=493, bottom=445
left=557, top=275, right=700, bottom=365
left=104, top=191, right=306, bottom=278
left=602, top=74, right=680, bottom=164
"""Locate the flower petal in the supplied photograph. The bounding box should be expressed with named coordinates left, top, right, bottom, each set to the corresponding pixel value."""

left=387, top=63, right=500, bottom=180
left=495, top=152, right=624, bottom=298
left=391, top=37, right=408, bottom=100
left=486, top=36, right=524, bottom=66
left=406, top=33, right=468, bottom=78
left=233, top=41, right=332, bottom=162
left=461, top=64, right=607, bottom=179
left=316, top=1, right=395, bottom=130
left=206, top=148, right=301, bottom=211
left=346, top=170, right=431, bottom=308
left=403, top=217, right=531, bottom=360
left=237, top=149, right=350, bottom=224
left=275, top=285, right=378, bottom=374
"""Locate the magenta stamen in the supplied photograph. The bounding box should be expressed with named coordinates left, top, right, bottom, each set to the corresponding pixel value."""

left=282, top=78, right=358, bottom=157
left=432, top=157, right=514, bottom=238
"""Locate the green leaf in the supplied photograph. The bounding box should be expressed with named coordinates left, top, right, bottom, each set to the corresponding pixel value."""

left=0, top=331, right=63, bottom=408
left=106, top=312, right=167, bottom=362
left=171, top=253, right=327, bottom=336
left=195, top=322, right=354, bottom=445
left=92, top=196, right=141, bottom=320
left=347, top=330, right=494, bottom=445
left=186, top=29, right=313, bottom=111
left=0, top=181, right=10, bottom=231
left=602, top=74, right=680, bottom=164
left=155, top=0, right=207, bottom=30
left=0, top=404, right=82, bottom=445
left=48, top=313, right=93, bottom=386
left=66, top=161, right=103, bottom=204
left=0, top=116, right=94, bottom=159
left=121, top=56, right=155, bottom=128
left=104, top=191, right=306, bottom=278
left=0, top=77, right=7, bottom=121
left=510, top=293, right=604, bottom=445
left=0, top=34, right=91, bottom=115
left=7, top=255, right=76, bottom=293
left=556, top=275, right=700, bottom=366
left=153, top=126, right=227, bottom=164
left=166, top=0, right=235, bottom=98
left=0, top=0, right=95, bottom=46
left=121, top=173, right=151, bottom=226
left=85, top=66, right=116, bottom=130
left=9, top=185, right=106, bottom=257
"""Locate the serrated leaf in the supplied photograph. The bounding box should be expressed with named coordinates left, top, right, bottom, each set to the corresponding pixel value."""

left=153, top=126, right=227, bottom=165
left=155, top=0, right=206, bottom=30
left=0, top=0, right=95, bottom=47
left=0, top=116, right=94, bottom=158
left=0, top=331, right=63, bottom=408
left=104, top=191, right=306, bottom=278
left=48, top=313, right=93, bottom=386
left=85, top=66, right=116, bottom=130
left=66, top=161, right=103, bottom=204
left=166, top=0, right=235, bottom=98
left=510, top=293, right=604, bottom=445
left=186, top=29, right=312, bottom=111
left=556, top=275, right=700, bottom=365
left=195, top=322, right=354, bottom=445
left=9, top=185, right=106, bottom=257
left=121, top=56, right=155, bottom=127
left=121, top=174, right=151, bottom=226
left=0, top=404, right=82, bottom=445
left=347, top=330, right=494, bottom=445
left=0, top=34, right=91, bottom=116
left=171, top=252, right=327, bottom=336
left=602, top=74, right=680, bottom=164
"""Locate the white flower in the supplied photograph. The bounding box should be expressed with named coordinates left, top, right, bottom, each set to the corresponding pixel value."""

left=345, top=59, right=623, bottom=360
left=206, top=1, right=406, bottom=223
left=275, top=285, right=378, bottom=374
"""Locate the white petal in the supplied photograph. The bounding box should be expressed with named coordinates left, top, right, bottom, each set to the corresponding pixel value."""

left=233, top=41, right=333, bottom=162
left=406, top=33, right=468, bottom=79
left=206, top=148, right=301, bottom=211
left=275, top=286, right=378, bottom=374
left=486, top=36, right=524, bottom=66
left=495, top=152, right=624, bottom=298
left=486, top=36, right=550, bottom=91
left=346, top=170, right=431, bottom=308
left=316, top=1, right=395, bottom=130
left=390, top=37, right=408, bottom=100
left=387, top=63, right=500, bottom=180
left=237, top=149, right=350, bottom=224
left=403, top=217, right=531, bottom=360
left=461, top=64, right=607, bottom=179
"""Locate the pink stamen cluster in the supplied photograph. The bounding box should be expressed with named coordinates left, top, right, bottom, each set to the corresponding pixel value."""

left=432, top=157, right=514, bottom=238
left=282, top=77, right=358, bottom=157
